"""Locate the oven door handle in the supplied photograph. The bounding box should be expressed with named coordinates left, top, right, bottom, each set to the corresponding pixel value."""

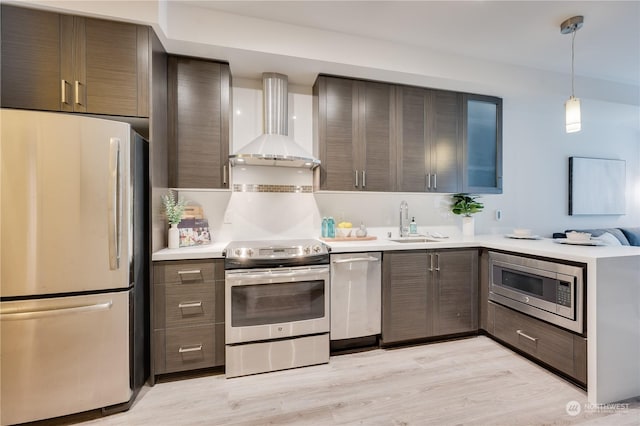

left=230, top=268, right=328, bottom=280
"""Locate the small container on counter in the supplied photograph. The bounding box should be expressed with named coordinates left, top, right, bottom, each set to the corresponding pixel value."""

left=410, top=217, right=417, bottom=234
left=327, top=217, right=336, bottom=238
left=321, top=217, right=328, bottom=238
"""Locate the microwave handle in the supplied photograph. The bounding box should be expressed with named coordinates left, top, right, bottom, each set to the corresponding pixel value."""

left=491, top=260, right=558, bottom=281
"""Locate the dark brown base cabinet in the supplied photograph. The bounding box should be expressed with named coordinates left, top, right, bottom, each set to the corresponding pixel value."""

left=382, top=249, right=478, bottom=345
left=153, top=260, right=225, bottom=377
left=487, top=302, right=587, bottom=386
left=1, top=4, right=150, bottom=117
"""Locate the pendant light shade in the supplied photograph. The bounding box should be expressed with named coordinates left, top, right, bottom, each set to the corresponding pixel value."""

left=561, top=16, right=584, bottom=134
left=565, top=96, right=581, bottom=133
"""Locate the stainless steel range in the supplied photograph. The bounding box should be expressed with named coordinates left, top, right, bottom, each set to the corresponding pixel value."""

left=224, top=239, right=330, bottom=378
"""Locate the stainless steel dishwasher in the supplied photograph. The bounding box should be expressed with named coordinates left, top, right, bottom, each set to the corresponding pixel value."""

left=330, top=252, right=381, bottom=341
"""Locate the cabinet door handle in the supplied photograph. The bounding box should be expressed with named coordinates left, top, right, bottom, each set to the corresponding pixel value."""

left=74, top=81, right=83, bottom=106
left=433, top=173, right=437, bottom=190
left=516, top=329, right=538, bottom=343
left=178, top=344, right=203, bottom=354
left=354, top=170, right=359, bottom=188
left=362, top=170, right=366, bottom=188
left=223, top=165, right=228, bottom=185
left=435, top=253, right=440, bottom=271
left=61, top=80, right=71, bottom=104
left=427, top=174, right=431, bottom=190
left=178, top=301, right=203, bottom=309
left=428, top=253, right=434, bottom=272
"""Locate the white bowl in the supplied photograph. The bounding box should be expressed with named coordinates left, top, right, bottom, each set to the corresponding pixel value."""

left=566, top=231, right=591, bottom=241
left=512, top=228, right=532, bottom=237
left=336, top=227, right=352, bottom=238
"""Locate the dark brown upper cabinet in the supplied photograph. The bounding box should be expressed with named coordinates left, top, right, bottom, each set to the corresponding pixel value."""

left=1, top=4, right=149, bottom=117
left=314, top=74, right=503, bottom=194
left=396, top=86, right=460, bottom=193
left=461, top=94, right=503, bottom=194
left=167, top=57, right=230, bottom=189
left=314, top=75, right=396, bottom=191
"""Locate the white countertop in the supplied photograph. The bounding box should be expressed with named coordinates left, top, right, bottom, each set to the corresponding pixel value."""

left=152, top=242, right=228, bottom=261
left=152, top=234, right=640, bottom=262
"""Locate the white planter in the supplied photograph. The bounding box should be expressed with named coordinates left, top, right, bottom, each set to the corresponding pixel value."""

left=168, top=223, right=180, bottom=249
left=462, top=216, right=475, bottom=238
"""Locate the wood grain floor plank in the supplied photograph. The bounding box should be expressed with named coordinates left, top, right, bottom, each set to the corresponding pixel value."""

left=74, top=336, right=638, bottom=426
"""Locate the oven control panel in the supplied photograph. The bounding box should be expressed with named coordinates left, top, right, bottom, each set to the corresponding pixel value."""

left=224, top=239, right=329, bottom=260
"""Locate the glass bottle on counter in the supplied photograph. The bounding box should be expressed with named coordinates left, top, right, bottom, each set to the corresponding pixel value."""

left=327, top=217, right=336, bottom=238
left=321, top=217, right=328, bottom=238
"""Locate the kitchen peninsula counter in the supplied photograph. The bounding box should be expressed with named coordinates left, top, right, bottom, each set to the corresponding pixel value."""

left=329, top=234, right=640, bottom=406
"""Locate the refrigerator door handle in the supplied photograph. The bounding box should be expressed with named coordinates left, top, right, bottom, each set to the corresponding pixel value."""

left=108, top=138, right=121, bottom=270
left=0, top=301, right=113, bottom=321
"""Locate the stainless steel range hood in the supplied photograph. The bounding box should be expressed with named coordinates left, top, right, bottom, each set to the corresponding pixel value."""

left=229, top=73, right=320, bottom=169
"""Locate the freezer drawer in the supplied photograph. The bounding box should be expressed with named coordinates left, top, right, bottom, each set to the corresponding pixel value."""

left=0, top=291, right=131, bottom=425
left=330, top=252, right=382, bottom=340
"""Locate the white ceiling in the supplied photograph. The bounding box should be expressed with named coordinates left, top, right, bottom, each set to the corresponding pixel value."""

left=181, top=0, right=640, bottom=86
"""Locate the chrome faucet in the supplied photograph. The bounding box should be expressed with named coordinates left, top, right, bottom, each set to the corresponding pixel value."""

left=400, top=200, right=409, bottom=237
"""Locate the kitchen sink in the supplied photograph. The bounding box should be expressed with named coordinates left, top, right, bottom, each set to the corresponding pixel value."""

left=388, top=237, right=440, bottom=243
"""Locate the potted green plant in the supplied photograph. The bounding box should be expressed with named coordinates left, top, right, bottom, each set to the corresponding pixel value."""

left=451, top=193, right=484, bottom=237
left=162, top=192, right=187, bottom=248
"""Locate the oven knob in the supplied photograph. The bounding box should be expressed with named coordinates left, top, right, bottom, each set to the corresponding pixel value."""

left=246, top=248, right=254, bottom=257
left=312, top=245, right=322, bottom=253
left=303, top=246, right=311, bottom=255
left=234, top=248, right=242, bottom=257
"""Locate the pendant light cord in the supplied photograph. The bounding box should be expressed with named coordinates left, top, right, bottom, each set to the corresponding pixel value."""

left=571, top=29, right=576, bottom=97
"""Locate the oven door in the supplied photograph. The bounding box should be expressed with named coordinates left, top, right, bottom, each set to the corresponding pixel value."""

left=225, top=265, right=330, bottom=344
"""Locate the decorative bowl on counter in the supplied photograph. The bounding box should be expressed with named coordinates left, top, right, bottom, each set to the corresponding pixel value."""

left=336, top=227, right=352, bottom=238
left=512, top=228, right=532, bottom=237
left=566, top=231, right=592, bottom=241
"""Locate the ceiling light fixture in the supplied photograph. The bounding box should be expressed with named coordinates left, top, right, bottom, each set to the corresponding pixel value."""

left=561, top=15, right=584, bottom=133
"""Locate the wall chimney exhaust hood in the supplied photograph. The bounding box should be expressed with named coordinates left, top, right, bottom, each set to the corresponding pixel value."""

left=229, top=73, right=320, bottom=169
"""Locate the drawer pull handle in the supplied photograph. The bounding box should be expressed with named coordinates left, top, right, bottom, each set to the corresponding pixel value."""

left=516, top=329, right=538, bottom=342
left=178, top=301, right=202, bottom=309
left=178, top=344, right=203, bottom=354
left=177, top=269, right=202, bottom=280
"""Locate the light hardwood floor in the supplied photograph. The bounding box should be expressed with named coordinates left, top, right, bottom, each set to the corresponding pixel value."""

left=72, top=336, right=638, bottom=425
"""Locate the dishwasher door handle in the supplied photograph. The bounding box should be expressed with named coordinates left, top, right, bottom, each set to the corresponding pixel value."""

left=332, top=256, right=380, bottom=264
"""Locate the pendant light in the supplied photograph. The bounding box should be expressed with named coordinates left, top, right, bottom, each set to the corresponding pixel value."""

left=561, top=15, right=584, bottom=133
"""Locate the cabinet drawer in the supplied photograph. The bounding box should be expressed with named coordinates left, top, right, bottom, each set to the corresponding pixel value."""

left=154, top=280, right=225, bottom=330
left=490, top=302, right=585, bottom=383
left=164, top=324, right=222, bottom=373
left=165, top=283, right=215, bottom=328
left=154, top=260, right=222, bottom=284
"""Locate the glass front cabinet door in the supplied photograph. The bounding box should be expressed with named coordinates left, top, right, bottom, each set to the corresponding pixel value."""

left=462, top=94, right=503, bottom=194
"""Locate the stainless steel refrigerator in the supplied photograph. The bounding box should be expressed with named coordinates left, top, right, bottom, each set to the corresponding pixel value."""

left=0, top=109, right=149, bottom=425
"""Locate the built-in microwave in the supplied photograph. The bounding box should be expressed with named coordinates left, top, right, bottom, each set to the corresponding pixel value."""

left=489, top=251, right=585, bottom=334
